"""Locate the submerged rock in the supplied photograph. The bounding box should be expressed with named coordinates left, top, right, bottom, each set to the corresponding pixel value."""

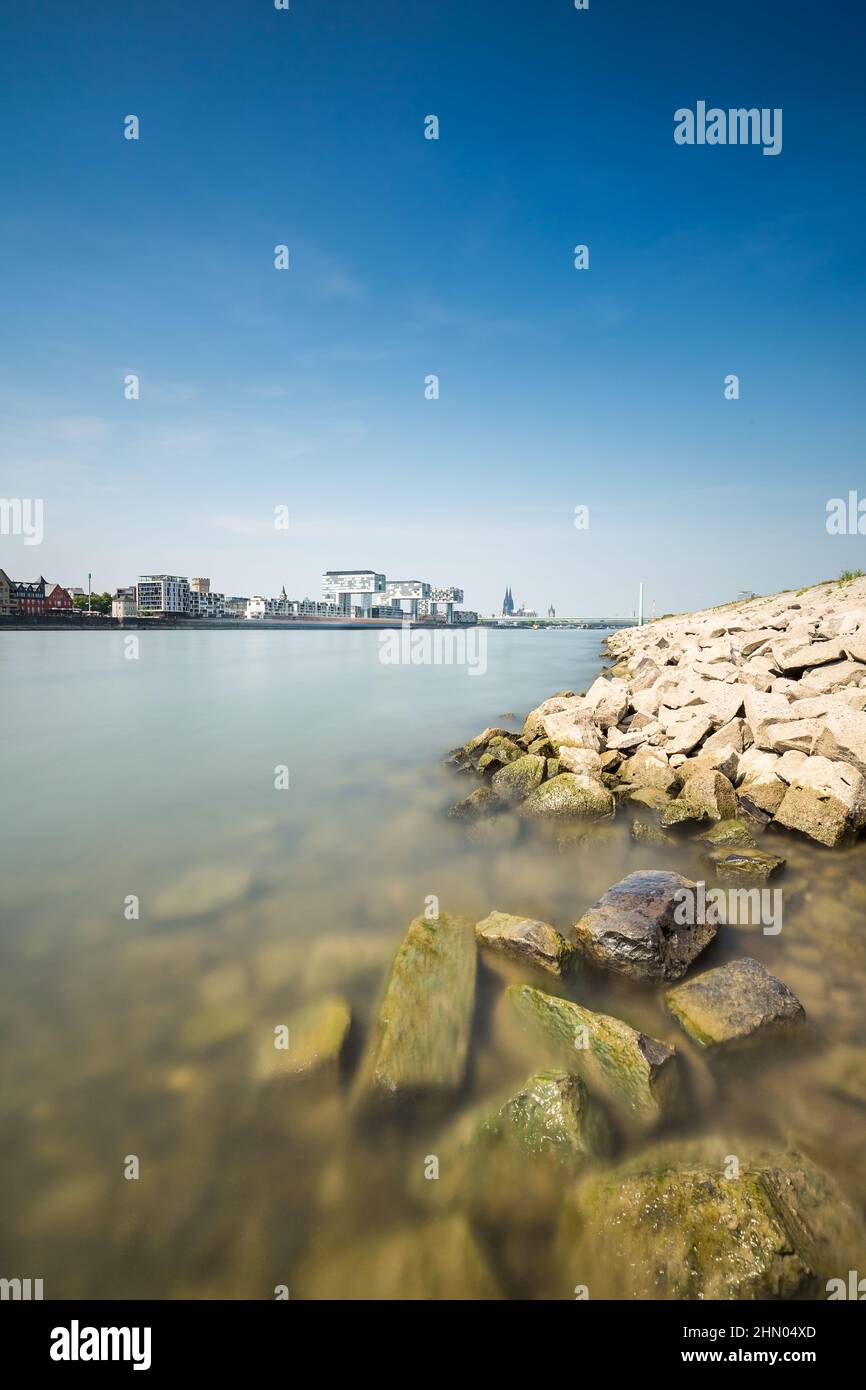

left=508, top=983, right=678, bottom=1125
left=665, top=957, right=805, bottom=1048
left=573, top=869, right=715, bottom=981
left=354, top=912, right=476, bottom=1106
left=300, top=1214, right=501, bottom=1300
left=475, top=910, right=576, bottom=978
left=448, top=786, right=501, bottom=821
left=519, top=772, right=614, bottom=821
left=694, top=817, right=758, bottom=850
left=417, top=1070, right=613, bottom=1228
left=483, top=1069, right=612, bottom=1162
left=255, top=995, right=350, bottom=1082
left=558, top=1148, right=862, bottom=1299
left=705, top=847, right=785, bottom=883
left=153, top=866, right=253, bottom=922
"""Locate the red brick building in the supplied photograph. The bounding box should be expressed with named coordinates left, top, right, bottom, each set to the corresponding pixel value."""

left=44, top=581, right=73, bottom=612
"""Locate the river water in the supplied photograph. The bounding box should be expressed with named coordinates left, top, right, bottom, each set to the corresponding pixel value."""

left=2, top=628, right=864, bottom=1298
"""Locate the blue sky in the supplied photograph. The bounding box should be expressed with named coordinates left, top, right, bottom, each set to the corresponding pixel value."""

left=1, top=0, right=864, bottom=616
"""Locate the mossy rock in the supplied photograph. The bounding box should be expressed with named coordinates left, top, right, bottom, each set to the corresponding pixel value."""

left=255, top=995, right=350, bottom=1082
left=631, top=819, right=678, bottom=847
left=476, top=910, right=576, bottom=978
left=412, top=1071, right=613, bottom=1232
left=519, top=773, right=614, bottom=822
left=694, top=817, right=758, bottom=850
left=508, top=983, right=678, bottom=1127
left=558, top=1148, right=863, bottom=1299
left=448, top=786, right=501, bottom=821
left=475, top=736, right=524, bottom=773
left=527, top=736, right=556, bottom=757
left=491, top=753, right=546, bottom=803
left=354, top=912, right=477, bottom=1107
left=705, top=847, right=786, bottom=883
left=665, top=958, right=804, bottom=1049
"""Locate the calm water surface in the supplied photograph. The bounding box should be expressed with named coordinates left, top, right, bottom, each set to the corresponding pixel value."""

left=2, top=629, right=865, bottom=1297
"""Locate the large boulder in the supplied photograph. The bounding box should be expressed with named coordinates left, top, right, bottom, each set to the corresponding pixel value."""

left=572, top=869, right=715, bottom=981
left=557, top=1149, right=863, bottom=1300
left=666, top=958, right=804, bottom=1047
left=519, top=772, right=614, bottom=821
left=508, top=983, right=679, bottom=1126
left=475, top=910, right=576, bottom=978
left=354, top=912, right=476, bottom=1107
left=773, top=755, right=866, bottom=847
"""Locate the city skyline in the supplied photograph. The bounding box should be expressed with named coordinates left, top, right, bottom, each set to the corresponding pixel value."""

left=2, top=1, right=865, bottom=614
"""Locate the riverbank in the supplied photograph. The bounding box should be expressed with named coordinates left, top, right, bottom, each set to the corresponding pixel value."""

left=434, top=577, right=866, bottom=1296
left=449, top=575, right=866, bottom=853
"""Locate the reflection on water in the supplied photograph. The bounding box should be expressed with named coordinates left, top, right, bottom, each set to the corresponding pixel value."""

left=1, top=630, right=865, bottom=1298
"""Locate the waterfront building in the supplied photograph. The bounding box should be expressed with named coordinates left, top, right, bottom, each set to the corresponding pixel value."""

left=136, top=575, right=190, bottom=615
left=11, top=576, right=46, bottom=616
left=112, top=587, right=137, bottom=620
left=43, top=582, right=72, bottom=613
left=223, top=596, right=249, bottom=617
left=385, top=579, right=432, bottom=619
left=189, top=587, right=226, bottom=618
left=190, top=578, right=211, bottom=594
left=322, top=570, right=386, bottom=616
left=297, top=597, right=340, bottom=617
left=0, top=568, right=12, bottom=616
left=429, top=585, right=464, bottom=622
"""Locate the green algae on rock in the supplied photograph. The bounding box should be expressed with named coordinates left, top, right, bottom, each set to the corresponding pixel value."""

left=508, top=983, right=678, bottom=1126
left=255, top=995, right=350, bottom=1083
left=705, top=846, right=786, bottom=883
left=475, top=909, right=576, bottom=978
left=483, top=1069, right=613, bottom=1163
left=355, top=912, right=477, bottom=1105
left=411, top=1070, right=612, bottom=1236
left=665, top=957, right=805, bottom=1048
left=557, top=1148, right=862, bottom=1300
left=519, top=772, right=614, bottom=821
left=490, top=753, right=546, bottom=803
left=694, top=817, right=758, bottom=850
left=448, top=786, right=501, bottom=821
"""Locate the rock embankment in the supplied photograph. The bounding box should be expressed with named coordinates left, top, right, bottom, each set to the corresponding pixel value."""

left=448, top=577, right=866, bottom=850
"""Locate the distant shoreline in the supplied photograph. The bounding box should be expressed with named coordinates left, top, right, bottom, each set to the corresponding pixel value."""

left=0, top=617, right=623, bottom=633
